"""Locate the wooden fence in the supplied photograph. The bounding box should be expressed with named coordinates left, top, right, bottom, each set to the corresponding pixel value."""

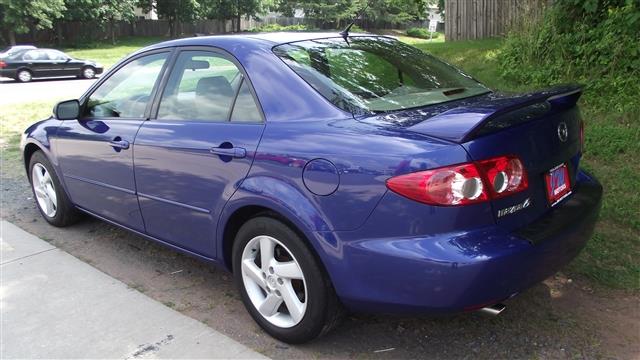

left=445, top=0, right=550, bottom=41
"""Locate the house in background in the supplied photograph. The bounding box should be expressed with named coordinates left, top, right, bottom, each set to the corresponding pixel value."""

left=134, top=0, right=158, bottom=20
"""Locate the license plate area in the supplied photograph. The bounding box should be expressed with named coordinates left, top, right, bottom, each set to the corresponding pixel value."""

left=545, top=163, right=571, bottom=206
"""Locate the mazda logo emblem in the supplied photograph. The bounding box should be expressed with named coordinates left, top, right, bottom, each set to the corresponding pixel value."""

left=557, top=122, right=569, bottom=142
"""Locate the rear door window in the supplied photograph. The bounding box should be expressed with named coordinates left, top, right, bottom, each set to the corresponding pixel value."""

left=230, top=79, right=262, bottom=123
left=23, top=50, right=47, bottom=61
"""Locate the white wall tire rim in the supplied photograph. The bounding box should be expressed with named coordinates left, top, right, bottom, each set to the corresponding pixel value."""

left=83, top=68, right=95, bottom=78
left=18, top=71, right=31, bottom=82
left=32, top=163, right=57, bottom=217
left=241, top=235, right=307, bottom=328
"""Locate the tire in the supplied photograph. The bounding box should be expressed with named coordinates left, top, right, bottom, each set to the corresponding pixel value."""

left=81, top=66, right=96, bottom=79
left=28, top=150, right=81, bottom=227
left=232, top=216, right=343, bottom=343
left=16, top=69, right=32, bottom=82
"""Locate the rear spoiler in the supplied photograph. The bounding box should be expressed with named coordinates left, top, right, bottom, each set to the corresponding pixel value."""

left=408, top=84, right=583, bottom=143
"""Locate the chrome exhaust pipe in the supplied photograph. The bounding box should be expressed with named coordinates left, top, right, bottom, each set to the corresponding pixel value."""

left=478, top=303, right=506, bottom=316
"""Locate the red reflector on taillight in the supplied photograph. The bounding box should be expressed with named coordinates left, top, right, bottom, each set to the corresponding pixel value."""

left=0, top=61, right=6, bottom=68
left=386, top=163, right=488, bottom=206
left=386, top=155, right=529, bottom=206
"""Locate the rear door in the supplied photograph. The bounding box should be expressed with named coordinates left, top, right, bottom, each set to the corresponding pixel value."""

left=134, top=48, right=265, bottom=257
left=56, top=50, right=171, bottom=231
left=21, top=50, right=50, bottom=77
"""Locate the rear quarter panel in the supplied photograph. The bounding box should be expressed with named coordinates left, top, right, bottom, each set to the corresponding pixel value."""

left=234, top=118, right=473, bottom=233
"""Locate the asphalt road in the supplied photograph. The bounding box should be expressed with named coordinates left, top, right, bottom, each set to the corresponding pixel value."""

left=0, top=76, right=96, bottom=105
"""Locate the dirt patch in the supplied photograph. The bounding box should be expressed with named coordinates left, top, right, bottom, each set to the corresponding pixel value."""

left=2, top=166, right=638, bottom=359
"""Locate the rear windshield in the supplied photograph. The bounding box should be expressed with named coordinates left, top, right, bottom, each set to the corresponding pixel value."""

left=273, top=36, right=489, bottom=114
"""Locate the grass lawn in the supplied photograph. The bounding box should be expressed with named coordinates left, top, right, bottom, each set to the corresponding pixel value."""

left=1, top=35, right=637, bottom=290
left=63, top=36, right=164, bottom=69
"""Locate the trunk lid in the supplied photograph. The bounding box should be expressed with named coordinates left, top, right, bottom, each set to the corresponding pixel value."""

left=364, top=84, right=584, bottom=231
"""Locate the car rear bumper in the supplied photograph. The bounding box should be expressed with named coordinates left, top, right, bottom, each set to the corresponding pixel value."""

left=322, top=170, right=602, bottom=313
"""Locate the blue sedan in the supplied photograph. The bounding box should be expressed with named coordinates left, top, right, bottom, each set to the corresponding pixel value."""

left=20, top=32, right=602, bottom=343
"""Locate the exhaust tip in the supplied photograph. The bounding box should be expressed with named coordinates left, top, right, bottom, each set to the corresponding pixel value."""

left=478, top=303, right=506, bottom=316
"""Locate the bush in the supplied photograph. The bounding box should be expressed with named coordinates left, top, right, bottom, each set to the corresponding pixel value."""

left=406, top=27, right=440, bottom=39
left=248, top=23, right=313, bottom=32
left=498, top=1, right=640, bottom=113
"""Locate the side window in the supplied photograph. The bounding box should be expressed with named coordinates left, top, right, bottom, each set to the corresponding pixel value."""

left=45, top=50, right=67, bottom=61
left=230, top=80, right=262, bottom=123
left=84, top=52, right=168, bottom=118
left=158, top=51, right=243, bottom=122
left=23, top=50, right=45, bottom=61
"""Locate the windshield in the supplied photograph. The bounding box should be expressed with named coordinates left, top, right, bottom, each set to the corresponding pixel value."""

left=273, top=36, right=490, bottom=114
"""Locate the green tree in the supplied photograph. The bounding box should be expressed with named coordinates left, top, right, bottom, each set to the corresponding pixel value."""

left=100, top=0, right=137, bottom=44
left=139, top=0, right=201, bottom=37
left=201, top=0, right=261, bottom=33
left=271, top=0, right=427, bottom=29
left=59, top=0, right=136, bottom=44
left=0, top=0, right=66, bottom=45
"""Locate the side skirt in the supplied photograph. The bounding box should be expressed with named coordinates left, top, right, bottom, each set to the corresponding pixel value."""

left=75, top=205, right=226, bottom=269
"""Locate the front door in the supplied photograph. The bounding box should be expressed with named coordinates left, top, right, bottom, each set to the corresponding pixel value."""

left=44, top=49, right=78, bottom=76
left=21, top=50, right=51, bottom=77
left=134, top=49, right=265, bottom=257
left=56, top=51, right=170, bottom=231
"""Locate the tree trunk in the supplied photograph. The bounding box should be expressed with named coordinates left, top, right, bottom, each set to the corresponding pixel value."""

left=236, top=14, right=241, bottom=32
left=110, top=19, right=116, bottom=45
left=169, top=19, right=175, bottom=38
left=55, top=23, right=64, bottom=46
left=8, top=29, right=16, bottom=46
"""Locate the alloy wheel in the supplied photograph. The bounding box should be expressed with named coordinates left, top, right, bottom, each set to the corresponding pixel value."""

left=241, top=235, right=307, bottom=328
left=83, top=68, right=95, bottom=79
left=18, top=70, right=31, bottom=82
left=32, top=163, right=57, bottom=217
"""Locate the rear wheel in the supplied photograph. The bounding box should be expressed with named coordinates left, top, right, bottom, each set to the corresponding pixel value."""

left=81, top=66, right=96, bottom=79
left=232, top=216, right=343, bottom=343
left=29, top=151, right=81, bottom=227
left=16, top=69, right=32, bottom=82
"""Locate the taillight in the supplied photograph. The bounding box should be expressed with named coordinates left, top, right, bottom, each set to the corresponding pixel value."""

left=476, top=155, right=528, bottom=199
left=0, top=61, right=6, bottom=68
left=386, top=155, right=528, bottom=206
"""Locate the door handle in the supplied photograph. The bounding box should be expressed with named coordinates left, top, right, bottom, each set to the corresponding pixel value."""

left=109, top=138, right=129, bottom=150
left=209, top=146, right=246, bottom=159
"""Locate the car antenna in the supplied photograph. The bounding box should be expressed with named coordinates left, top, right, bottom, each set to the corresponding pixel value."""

left=339, top=2, right=369, bottom=45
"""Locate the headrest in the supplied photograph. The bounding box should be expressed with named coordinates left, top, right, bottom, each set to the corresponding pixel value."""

left=196, top=76, right=233, bottom=97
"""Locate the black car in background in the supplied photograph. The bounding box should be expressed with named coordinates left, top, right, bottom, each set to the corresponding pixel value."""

left=0, top=48, right=103, bottom=82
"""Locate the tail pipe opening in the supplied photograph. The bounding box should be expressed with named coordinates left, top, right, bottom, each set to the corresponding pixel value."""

left=478, top=303, right=506, bottom=316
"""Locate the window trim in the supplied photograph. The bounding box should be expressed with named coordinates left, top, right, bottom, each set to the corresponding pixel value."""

left=149, top=46, right=265, bottom=124
left=78, top=48, right=175, bottom=121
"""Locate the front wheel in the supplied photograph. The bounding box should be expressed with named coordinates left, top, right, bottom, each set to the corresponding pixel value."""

left=81, top=66, right=96, bottom=79
left=232, top=216, right=343, bottom=343
left=29, top=151, right=81, bottom=227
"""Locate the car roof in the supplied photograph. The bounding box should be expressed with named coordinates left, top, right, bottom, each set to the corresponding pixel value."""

left=144, top=32, right=382, bottom=53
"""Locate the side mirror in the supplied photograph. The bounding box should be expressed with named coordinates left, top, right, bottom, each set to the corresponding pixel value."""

left=54, top=99, right=80, bottom=120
